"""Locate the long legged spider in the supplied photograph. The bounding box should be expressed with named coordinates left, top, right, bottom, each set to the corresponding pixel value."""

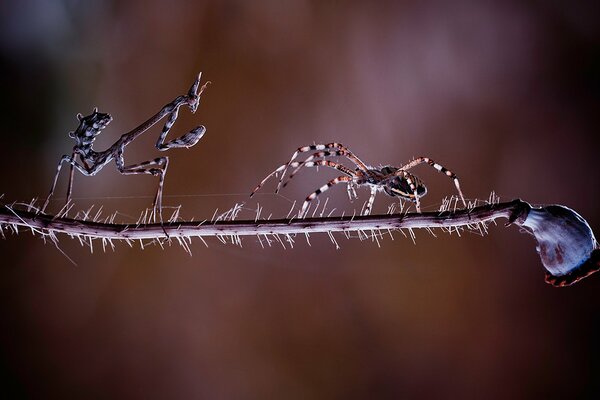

left=250, top=143, right=467, bottom=217
left=41, top=73, right=210, bottom=220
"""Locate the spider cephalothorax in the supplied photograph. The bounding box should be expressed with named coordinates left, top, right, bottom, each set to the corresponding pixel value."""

left=42, top=73, right=210, bottom=220
left=251, top=143, right=466, bottom=217
left=69, top=108, right=113, bottom=146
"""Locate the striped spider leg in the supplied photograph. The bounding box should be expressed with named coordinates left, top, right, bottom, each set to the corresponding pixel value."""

left=300, top=175, right=355, bottom=217
left=252, top=143, right=467, bottom=217
left=390, top=156, right=467, bottom=212
left=275, top=143, right=372, bottom=193
left=282, top=149, right=366, bottom=189
left=41, top=73, right=210, bottom=221
left=250, top=158, right=358, bottom=198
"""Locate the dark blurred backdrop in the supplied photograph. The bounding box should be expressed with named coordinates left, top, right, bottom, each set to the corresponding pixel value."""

left=1, top=1, right=599, bottom=398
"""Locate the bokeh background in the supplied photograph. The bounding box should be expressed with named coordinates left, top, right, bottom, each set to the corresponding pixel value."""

left=1, top=0, right=599, bottom=398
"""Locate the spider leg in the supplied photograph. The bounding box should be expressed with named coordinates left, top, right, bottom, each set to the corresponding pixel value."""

left=299, top=175, right=353, bottom=218
left=41, top=154, right=97, bottom=213
left=282, top=150, right=359, bottom=189
left=250, top=160, right=356, bottom=197
left=282, top=158, right=356, bottom=189
left=250, top=161, right=303, bottom=197
left=399, top=157, right=466, bottom=207
left=277, top=143, right=369, bottom=193
left=346, top=182, right=358, bottom=201
left=363, top=188, right=378, bottom=216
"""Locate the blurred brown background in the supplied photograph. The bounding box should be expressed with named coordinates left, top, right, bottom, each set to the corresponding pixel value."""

left=1, top=0, right=599, bottom=398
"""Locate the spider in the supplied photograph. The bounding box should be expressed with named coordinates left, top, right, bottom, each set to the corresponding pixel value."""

left=250, top=143, right=467, bottom=217
left=41, top=72, right=210, bottom=220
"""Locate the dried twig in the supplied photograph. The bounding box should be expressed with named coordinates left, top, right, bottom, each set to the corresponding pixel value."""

left=0, top=199, right=597, bottom=286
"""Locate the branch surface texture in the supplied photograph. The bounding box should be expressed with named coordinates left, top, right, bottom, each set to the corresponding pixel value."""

left=0, top=199, right=597, bottom=287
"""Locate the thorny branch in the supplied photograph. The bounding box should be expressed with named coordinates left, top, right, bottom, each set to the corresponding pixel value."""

left=1, top=199, right=523, bottom=239
left=0, top=198, right=597, bottom=287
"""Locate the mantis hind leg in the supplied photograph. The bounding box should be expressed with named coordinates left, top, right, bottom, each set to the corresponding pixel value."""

left=116, top=151, right=169, bottom=222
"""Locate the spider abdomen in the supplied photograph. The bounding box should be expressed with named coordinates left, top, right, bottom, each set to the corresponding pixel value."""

left=383, top=175, right=427, bottom=201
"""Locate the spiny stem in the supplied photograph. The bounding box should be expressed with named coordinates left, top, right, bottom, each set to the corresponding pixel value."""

left=1, top=199, right=597, bottom=286
left=1, top=199, right=528, bottom=240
